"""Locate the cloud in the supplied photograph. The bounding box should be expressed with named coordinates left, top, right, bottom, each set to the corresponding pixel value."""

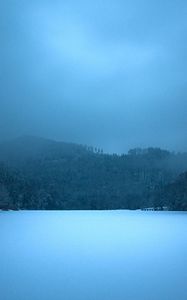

left=0, top=0, right=187, bottom=152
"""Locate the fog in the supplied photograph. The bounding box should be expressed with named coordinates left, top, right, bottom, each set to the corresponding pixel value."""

left=1, top=0, right=187, bottom=153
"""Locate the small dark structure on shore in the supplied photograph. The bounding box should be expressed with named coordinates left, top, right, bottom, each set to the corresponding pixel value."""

left=142, top=206, right=168, bottom=211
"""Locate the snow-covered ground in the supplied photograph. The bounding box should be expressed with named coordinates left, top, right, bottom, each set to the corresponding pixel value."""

left=0, top=210, right=187, bottom=300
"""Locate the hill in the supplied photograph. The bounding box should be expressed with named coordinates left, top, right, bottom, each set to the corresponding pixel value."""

left=0, top=136, right=187, bottom=210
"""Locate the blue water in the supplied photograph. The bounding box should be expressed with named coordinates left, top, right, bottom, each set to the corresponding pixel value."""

left=0, top=210, right=187, bottom=300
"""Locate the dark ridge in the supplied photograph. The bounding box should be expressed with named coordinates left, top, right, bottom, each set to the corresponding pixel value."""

left=0, top=136, right=187, bottom=211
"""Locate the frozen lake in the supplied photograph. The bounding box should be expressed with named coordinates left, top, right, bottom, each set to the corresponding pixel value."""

left=0, top=210, right=187, bottom=300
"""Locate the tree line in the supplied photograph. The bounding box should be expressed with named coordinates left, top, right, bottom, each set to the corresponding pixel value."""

left=0, top=136, right=187, bottom=210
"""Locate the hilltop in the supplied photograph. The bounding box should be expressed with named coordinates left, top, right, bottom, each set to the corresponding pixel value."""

left=0, top=136, right=187, bottom=210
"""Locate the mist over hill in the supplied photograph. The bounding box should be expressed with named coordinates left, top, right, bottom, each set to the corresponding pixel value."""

left=0, top=136, right=187, bottom=210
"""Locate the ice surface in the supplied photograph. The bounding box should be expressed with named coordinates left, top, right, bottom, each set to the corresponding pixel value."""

left=0, top=210, right=187, bottom=300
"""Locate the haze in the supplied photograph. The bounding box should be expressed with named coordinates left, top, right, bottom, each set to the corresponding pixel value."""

left=1, top=0, right=187, bottom=153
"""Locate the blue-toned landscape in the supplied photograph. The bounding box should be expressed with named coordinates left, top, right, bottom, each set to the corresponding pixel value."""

left=0, top=0, right=187, bottom=298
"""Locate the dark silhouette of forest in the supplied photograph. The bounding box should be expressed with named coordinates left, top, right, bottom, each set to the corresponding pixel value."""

left=0, top=136, right=187, bottom=210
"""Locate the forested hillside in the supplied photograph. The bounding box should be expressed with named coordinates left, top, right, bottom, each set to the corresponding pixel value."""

left=153, top=172, right=187, bottom=210
left=0, top=136, right=187, bottom=210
